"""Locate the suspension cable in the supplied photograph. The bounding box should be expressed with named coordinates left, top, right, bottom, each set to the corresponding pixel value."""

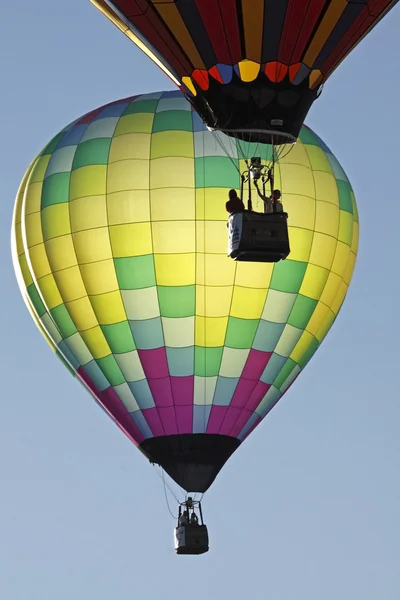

left=153, top=465, right=180, bottom=520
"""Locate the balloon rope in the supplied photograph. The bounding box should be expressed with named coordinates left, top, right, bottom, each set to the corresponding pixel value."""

left=271, top=137, right=275, bottom=198
left=154, top=465, right=180, bottom=519
left=161, top=469, right=180, bottom=519
left=270, top=136, right=277, bottom=211
left=210, top=131, right=241, bottom=174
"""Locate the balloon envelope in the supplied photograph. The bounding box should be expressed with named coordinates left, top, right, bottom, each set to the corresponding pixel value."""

left=91, top=0, right=398, bottom=142
left=12, top=91, right=358, bottom=492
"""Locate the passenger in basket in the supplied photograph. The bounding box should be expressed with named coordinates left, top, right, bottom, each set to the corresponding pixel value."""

left=226, top=189, right=245, bottom=214
left=254, top=181, right=283, bottom=213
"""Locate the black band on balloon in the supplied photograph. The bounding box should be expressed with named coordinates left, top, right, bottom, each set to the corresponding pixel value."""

left=188, top=71, right=320, bottom=145
left=139, top=434, right=241, bottom=493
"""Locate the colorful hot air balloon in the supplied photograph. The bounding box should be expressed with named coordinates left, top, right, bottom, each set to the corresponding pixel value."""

left=91, top=0, right=398, bottom=144
left=12, top=91, right=358, bottom=494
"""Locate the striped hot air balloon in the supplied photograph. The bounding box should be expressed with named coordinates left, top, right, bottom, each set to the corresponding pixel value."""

left=91, top=0, right=398, bottom=143
left=12, top=91, right=358, bottom=492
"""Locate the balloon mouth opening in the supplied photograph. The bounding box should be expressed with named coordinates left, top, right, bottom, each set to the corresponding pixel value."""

left=139, top=434, right=241, bottom=493
left=208, top=127, right=297, bottom=146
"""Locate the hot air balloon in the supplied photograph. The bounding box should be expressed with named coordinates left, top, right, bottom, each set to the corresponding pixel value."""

left=12, top=91, right=358, bottom=553
left=91, top=0, right=398, bottom=145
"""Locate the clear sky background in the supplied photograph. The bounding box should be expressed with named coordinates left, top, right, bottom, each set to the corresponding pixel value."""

left=1, top=2, right=400, bottom=599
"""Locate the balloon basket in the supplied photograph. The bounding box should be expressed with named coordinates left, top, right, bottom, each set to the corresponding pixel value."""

left=174, top=497, right=209, bottom=555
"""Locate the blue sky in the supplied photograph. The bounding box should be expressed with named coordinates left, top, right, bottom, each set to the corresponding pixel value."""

left=1, top=2, right=400, bottom=599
